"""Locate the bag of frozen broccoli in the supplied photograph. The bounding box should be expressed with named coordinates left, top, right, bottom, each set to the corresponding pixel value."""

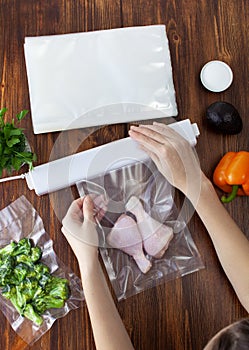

left=0, top=196, right=84, bottom=345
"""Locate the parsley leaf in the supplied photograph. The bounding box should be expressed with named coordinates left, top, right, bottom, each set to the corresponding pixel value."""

left=0, top=108, right=37, bottom=176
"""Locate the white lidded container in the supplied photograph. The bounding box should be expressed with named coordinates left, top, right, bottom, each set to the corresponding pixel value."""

left=200, top=60, right=233, bottom=92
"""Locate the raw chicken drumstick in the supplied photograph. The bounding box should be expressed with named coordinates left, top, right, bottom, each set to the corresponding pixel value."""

left=107, top=214, right=152, bottom=274
left=125, top=196, right=174, bottom=259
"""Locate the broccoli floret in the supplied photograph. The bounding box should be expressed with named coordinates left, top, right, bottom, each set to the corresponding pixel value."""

left=0, top=254, right=14, bottom=272
left=31, top=263, right=51, bottom=289
left=23, top=304, right=43, bottom=326
left=32, top=285, right=43, bottom=300
left=12, top=238, right=31, bottom=257
left=33, top=263, right=50, bottom=280
left=15, top=285, right=27, bottom=310
left=32, top=276, right=69, bottom=314
left=3, top=262, right=30, bottom=285
left=30, top=247, right=42, bottom=262
left=45, top=276, right=69, bottom=300
left=26, top=270, right=36, bottom=279
left=33, top=294, right=65, bottom=314
left=15, top=246, right=41, bottom=268
left=16, top=254, right=35, bottom=268
left=38, top=273, right=52, bottom=288
left=0, top=241, right=17, bottom=256
left=13, top=264, right=28, bottom=283
left=2, top=284, right=14, bottom=299
left=0, top=239, right=41, bottom=263
left=17, top=278, right=40, bottom=302
left=0, top=255, right=15, bottom=286
left=2, top=285, right=24, bottom=314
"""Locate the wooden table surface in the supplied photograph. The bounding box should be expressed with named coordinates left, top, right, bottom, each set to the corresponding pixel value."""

left=0, top=1, right=248, bottom=349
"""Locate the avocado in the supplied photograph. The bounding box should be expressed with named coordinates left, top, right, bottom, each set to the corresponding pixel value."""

left=206, top=101, right=243, bottom=135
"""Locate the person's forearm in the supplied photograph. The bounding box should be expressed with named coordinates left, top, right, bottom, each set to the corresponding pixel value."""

left=190, top=175, right=249, bottom=312
left=78, top=258, right=134, bottom=350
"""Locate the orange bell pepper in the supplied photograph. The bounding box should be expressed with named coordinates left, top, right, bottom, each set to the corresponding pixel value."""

left=213, top=151, right=249, bottom=203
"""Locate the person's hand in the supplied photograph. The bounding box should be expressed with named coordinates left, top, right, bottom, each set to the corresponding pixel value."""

left=129, top=122, right=203, bottom=199
left=61, top=195, right=100, bottom=264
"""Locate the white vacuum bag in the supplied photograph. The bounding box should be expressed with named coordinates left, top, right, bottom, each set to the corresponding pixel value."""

left=24, top=25, right=178, bottom=134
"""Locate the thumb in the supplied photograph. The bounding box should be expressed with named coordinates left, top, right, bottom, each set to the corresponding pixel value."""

left=83, top=195, right=95, bottom=222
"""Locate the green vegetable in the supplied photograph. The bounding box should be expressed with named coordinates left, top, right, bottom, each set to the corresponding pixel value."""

left=33, top=263, right=50, bottom=280
left=11, top=238, right=32, bottom=256
left=0, top=255, right=15, bottom=285
left=33, top=294, right=65, bottom=314
left=17, top=278, right=40, bottom=302
left=13, top=263, right=29, bottom=283
left=45, top=276, right=69, bottom=300
left=15, top=247, right=41, bottom=268
left=2, top=285, right=23, bottom=314
left=23, top=304, right=43, bottom=326
left=0, top=238, right=70, bottom=326
left=30, top=247, right=42, bottom=262
left=0, top=241, right=17, bottom=256
left=0, top=108, right=37, bottom=177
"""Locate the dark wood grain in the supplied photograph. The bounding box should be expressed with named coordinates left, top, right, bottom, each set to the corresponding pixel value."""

left=0, top=1, right=248, bottom=349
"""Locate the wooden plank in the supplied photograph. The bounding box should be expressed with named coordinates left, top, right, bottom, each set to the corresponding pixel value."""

left=0, top=1, right=248, bottom=349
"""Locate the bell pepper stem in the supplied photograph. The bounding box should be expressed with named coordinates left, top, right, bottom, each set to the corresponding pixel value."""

left=221, top=185, right=239, bottom=203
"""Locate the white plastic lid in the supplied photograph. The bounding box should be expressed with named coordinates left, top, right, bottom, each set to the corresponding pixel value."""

left=200, top=60, right=233, bottom=92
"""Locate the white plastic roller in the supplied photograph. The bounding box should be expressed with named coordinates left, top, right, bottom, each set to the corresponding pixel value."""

left=0, top=119, right=199, bottom=195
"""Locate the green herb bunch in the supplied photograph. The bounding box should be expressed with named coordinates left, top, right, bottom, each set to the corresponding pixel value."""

left=0, top=108, right=37, bottom=177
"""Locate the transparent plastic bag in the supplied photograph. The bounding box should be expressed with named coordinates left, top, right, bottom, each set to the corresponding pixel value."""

left=0, top=196, right=84, bottom=345
left=77, top=161, right=204, bottom=300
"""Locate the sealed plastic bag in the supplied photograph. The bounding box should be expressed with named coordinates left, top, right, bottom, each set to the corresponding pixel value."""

left=0, top=196, right=84, bottom=345
left=77, top=160, right=204, bottom=300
